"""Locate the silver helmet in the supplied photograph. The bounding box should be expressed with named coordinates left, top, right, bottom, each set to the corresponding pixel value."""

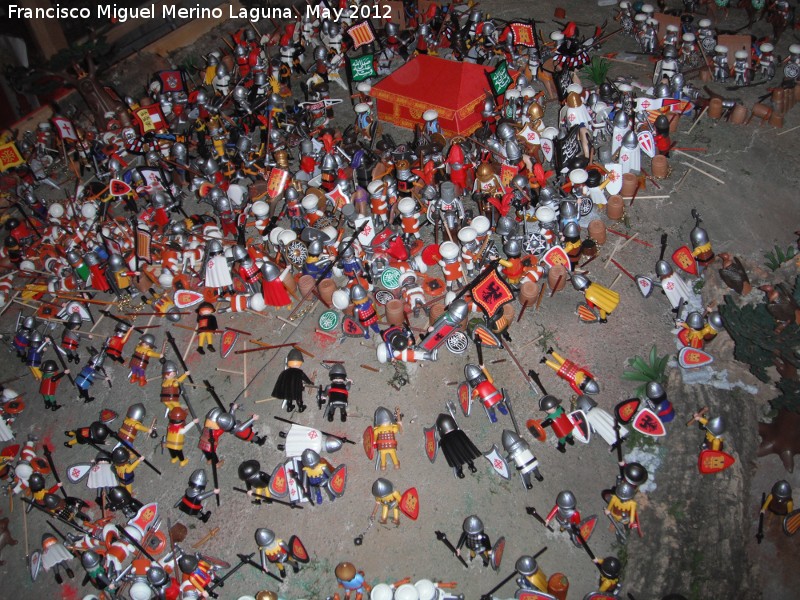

left=613, top=111, right=629, bottom=128
left=189, top=469, right=207, bottom=488
left=350, top=284, right=367, bottom=302
left=217, top=413, right=234, bottom=432
left=707, top=311, right=723, bottom=331
left=686, top=312, right=704, bottom=330
left=261, top=261, right=281, bottom=281
left=503, top=239, right=521, bottom=257
left=576, top=395, right=597, bottom=412
left=495, top=216, right=516, bottom=237
left=496, top=122, right=515, bottom=141
left=562, top=221, right=580, bottom=239
left=464, top=364, right=484, bottom=384
left=82, top=550, right=102, bottom=569
left=571, top=273, right=590, bottom=291
left=139, top=334, right=155, bottom=346
left=655, top=82, right=671, bottom=98
left=515, top=555, right=538, bottom=575
left=690, top=226, right=709, bottom=248
left=501, top=429, right=526, bottom=455
left=446, top=299, right=469, bottom=323
left=556, top=490, right=576, bottom=511
left=646, top=381, right=665, bottom=400
left=462, top=514, right=484, bottom=535
left=372, top=477, right=394, bottom=497
left=147, top=566, right=168, bottom=588
left=615, top=482, right=636, bottom=501
left=373, top=406, right=395, bottom=426
left=255, top=528, right=275, bottom=547
left=539, top=395, right=561, bottom=411
left=301, top=448, right=321, bottom=468
left=231, top=245, right=249, bottom=262
left=655, top=260, right=673, bottom=277
left=623, top=462, right=648, bottom=487
left=706, top=416, right=725, bottom=436
left=108, top=254, right=125, bottom=269
left=126, top=403, right=146, bottom=422
left=162, top=360, right=178, bottom=376
left=622, top=130, right=638, bottom=149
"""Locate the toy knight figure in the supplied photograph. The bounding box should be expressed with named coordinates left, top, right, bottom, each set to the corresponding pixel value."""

left=713, top=45, right=729, bottom=82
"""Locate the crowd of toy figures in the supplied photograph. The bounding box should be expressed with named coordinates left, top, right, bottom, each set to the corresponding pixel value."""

left=0, top=0, right=798, bottom=598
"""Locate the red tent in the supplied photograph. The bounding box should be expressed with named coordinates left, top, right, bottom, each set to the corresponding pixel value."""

left=371, top=55, right=501, bottom=137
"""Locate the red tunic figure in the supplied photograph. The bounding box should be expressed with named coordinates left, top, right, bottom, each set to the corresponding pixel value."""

left=464, top=364, right=509, bottom=424
left=439, top=241, right=465, bottom=291
left=39, top=360, right=69, bottom=411
left=196, top=302, right=217, bottom=355
left=106, top=323, right=133, bottom=364
left=85, top=253, right=111, bottom=293
left=260, top=261, right=292, bottom=308
left=541, top=348, right=600, bottom=395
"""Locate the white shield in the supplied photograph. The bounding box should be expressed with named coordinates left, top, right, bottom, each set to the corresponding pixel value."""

left=636, top=275, right=655, bottom=298
left=66, top=462, right=92, bottom=484
left=355, top=216, right=376, bottom=246
left=540, top=138, right=554, bottom=162
left=635, top=97, right=664, bottom=112
left=637, top=130, right=656, bottom=158
left=518, top=124, right=541, bottom=146
left=604, top=163, right=623, bottom=195
left=484, top=444, right=510, bottom=479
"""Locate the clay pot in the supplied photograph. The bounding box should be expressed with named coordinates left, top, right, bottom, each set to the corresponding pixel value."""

left=282, top=271, right=297, bottom=297
left=385, top=299, right=405, bottom=326
left=708, top=97, right=724, bottom=119
left=769, top=111, right=784, bottom=129
left=621, top=173, right=638, bottom=197
left=298, top=274, right=315, bottom=298
left=794, top=83, right=800, bottom=102
left=607, top=194, right=625, bottom=220
left=772, top=87, right=786, bottom=106
left=519, top=281, right=539, bottom=307
left=729, top=104, right=748, bottom=125
left=748, top=103, right=772, bottom=125
left=651, top=155, right=669, bottom=179
left=547, top=573, right=570, bottom=600
left=221, top=54, right=235, bottom=72
left=318, top=278, right=336, bottom=306
left=588, top=219, right=607, bottom=244
left=548, top=265, right=567, bottom=292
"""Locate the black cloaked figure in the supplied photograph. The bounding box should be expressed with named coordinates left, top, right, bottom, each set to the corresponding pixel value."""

left=272, top=348, right=312, bottom=413
left=436, top=413, right=482, bottom=478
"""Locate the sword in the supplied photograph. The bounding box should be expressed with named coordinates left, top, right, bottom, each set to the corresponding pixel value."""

left=237, top=552, right=282, bottom=583
left=526, top=368, right=548, bottom=395
left=42, top=444, right=68, bottom=499
left=525, top=506, right=554, bottom=532
left=232, top=487, right=303, bottom=509
left=273, top=416, right=355, bottom=445
left=500, top=389, right=521, bottom=436
left=435, top=530, right=469, bottom=569
left=480, top=546, right=547, bottom=600
left=756, top=492, right=766, bottom=544
left=206, top=552, right=255, bottom=598
left=604, top=510, right=629, bottom=544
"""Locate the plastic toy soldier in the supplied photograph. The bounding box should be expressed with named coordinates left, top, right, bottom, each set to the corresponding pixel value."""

left=26, top=330, right=48, bottom=381
left=118, top=402, right=155, bottom=448
left=129, top=334, right=162, bottom=386
left=64, top=420, right=110, bottom=448
left=456, top=515, right=493, bottom=567
left=255, top=528, right=303, bottom=579
left=371, top=477, right=404, bottom=525
left=516, top=554, right=548, bottom=592
left=87, top=450, right=117, bottom=505
left=81, top=550, right=113, bottom=592
left=176, top=469, right=219, bottom=523
left=545, top=490, right=583, bottom=546
left=501, top=429, right=544, bottom=489
left=464, top=364, right=509, bottom=423
left=352, top=284, right=382, bottom=338
left=198, top=407, right=234, bottom=464
left=434, top=413, right=482, bottom=478
left=605, top=481, right=640, bottom=536
left=28, top=472, right=62, bottom=504
left=165, top=407, right=198, bottom=466
left=333, top=561, right=370, bottom=600
left=272, top=348, right=312, bottom=413
left=369, top=406, right=401, bottom=470
left=299, top=448, right=340, bottom=504
left=195, top=302, right=217, bottom=355
left=541, top=348, right=600, bottom=395
left=319, top=363, right=352, bottom=422
left=39, top=360, right=69, bottom=411
left=160, top=360, right=190, bottom=411
left=76, top=349, right=111, bottom=403
left=41, top=532, right=75, bottom=584
left=593, top=556, right=622, bottom=593
left=106, top=322, right=133, bottom=364
left=112, top=446, right=144, bottom=494
left=693, top=411, right=726, bottom=451
left=761, top=480, right=793, bottom=516
left=178, top=553, right=218, bottom=596
left=238, top=459, right=272, bottom=504
left=60, top=313, right=83, bottom=364
left=539, top=395, right=576, bottom=453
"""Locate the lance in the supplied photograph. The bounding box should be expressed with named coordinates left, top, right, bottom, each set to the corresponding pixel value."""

left=206, top=552, right=255, bottom=598
left=501, top=340, right=537, bottom=395
left=42, top=444, right=68, bottom=499
left=756, top=492, right=766, bottom=544
left=527, top=368, right=548, bottom=395
left=232, top=487, right=303, bottom=509
left=22, top=498, right=96, bottom=538
left=46, top=334, right=76, bottom=388
left=166, top=517, right=181, bottom=587
left=204, top=379, right=226, bottom=412
left=525, top=506, right=554, bottom=531
left=273, top=415, right=355, bottom=445
left=235, top=341, right=299, bottom=355
left=237, top=552, right=282, bottom=583
left=210, top=435, right=220, bottom=507
left=288, top=220, right=368, bottom=319
left=116, top=524, right=156, bottom=561
left=435, top=530, right=469, bottom=569
left=480, top=546, right=548, bottom=600
left=105, top=434, right=162, bottom=476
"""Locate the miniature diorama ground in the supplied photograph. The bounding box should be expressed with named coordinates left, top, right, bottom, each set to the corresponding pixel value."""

left=1, top=1, right=799, bottom=599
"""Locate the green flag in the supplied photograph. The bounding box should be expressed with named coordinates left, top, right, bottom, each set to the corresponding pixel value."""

left=487, top=60, right=513, bottom=96
left=349, top=54, right=376, bottom=82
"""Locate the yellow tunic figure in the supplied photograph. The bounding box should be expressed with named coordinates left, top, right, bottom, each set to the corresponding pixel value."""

left=572, top=274, right=620, bottom=322
left=695, top=414, right=724, bottom=451
left=255, top=528, right=301, bottom=577
left=166, top=407, right=196, bottom=467
left=593, top=557, right=622, bottom=593
left=372, top=478, right=402, bottom=525
left=372, top=407, right=401, bottom=471
left=514, top=555, right=549, bottom=593
left=114, top=455, right=144, bottom=493
left=161, top=367, right=191, bottom=411
left=606, top=486, right=639, bottom=532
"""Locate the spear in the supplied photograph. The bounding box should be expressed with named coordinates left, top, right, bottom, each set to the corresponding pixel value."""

left=232, top=487, right=303, bottom=509
left=206, top=553, right=255, bottom=598
left=204, top=379, right=226, bottom=412
left=107, top=432, right=162, bottom=476
left=42, top=444, right=68, bottom=499
left=480, top=546, right=547, bottom=600
left=46, top=334, right=76, bottom=388
left=210, top=435, right=220, bottom=507
left=236, top=552, right=282, bottom=583
left=116, top=524, right=156, bottom=561
left=527, top=368, right=548, bottom=395
left=570, top=523, right=604, bottom=572
left=525, top=506, right=554, bottom=531
left=435, top=530, right=469, bottom=568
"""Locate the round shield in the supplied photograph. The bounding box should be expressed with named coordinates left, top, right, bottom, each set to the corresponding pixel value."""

left=421, top=244, right=442, bottom=266
left=3, top=400, right=25, bottom=415
left=578, top=197, right=594, bottom=217
left=100, top=409, right=119, bottom=423
left=31, top=457, right=51, bottom=475
left=318, top=310, right=339, bottom=331
left=701, top=36, right=717, bottom=52
left=285, top=240, right=308, bottom=268
left=445, top=331, right=469, bottom=354
left=784, top=62, right=800, bottom=80
left=490, top=536, right=506, bottom=571
left=783, top=509, right=800, bottom=536
left=527, top=419, right=548, bottom=442
left=374, top=290, right=396, bottom=305
left=422, top=276, right=446, bottom=296
left=381, top=268, right=402, bottom=290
